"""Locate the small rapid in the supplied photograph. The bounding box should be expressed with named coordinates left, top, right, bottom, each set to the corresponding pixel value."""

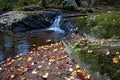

left=47, top=15, right=65, bottom=34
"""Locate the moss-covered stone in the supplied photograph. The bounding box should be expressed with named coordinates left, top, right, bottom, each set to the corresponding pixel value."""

left=73, top=12, right=120, bottom=39
left=44, top=0, right=78, bottom=10
left=70, top=39, right=120, bottom=80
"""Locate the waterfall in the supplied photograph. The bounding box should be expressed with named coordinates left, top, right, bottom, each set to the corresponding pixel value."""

left=47, top=15, right=65, bottom=33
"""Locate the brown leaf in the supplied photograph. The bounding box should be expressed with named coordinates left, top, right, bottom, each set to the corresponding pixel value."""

left=19, top=68, right=28, bottom=75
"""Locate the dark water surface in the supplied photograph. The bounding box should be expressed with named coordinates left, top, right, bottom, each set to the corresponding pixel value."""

left=0, top=30, right=65, bottom=62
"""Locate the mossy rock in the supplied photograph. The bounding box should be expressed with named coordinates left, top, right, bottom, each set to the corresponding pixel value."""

left=70, top=40, right=120, bottom=80
left=45, top=0, right=78, bottom=10
left=73, top=12, right=120, bottom=39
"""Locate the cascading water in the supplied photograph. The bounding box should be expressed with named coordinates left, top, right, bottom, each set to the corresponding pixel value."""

left=47, top=15, right=65, bottom=33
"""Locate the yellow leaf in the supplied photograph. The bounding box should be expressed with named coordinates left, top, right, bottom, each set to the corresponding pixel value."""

left=88, top=49, right=93, bottom=53
left=27, top=57, right=33, bottom=62
left=85, top=74, right=91, bottom=79
left=49, top=59, right=55, bottom=62
left=71, top=71, right=77, bottom=77
left=75, top=64, right=80, bottom=69
left=113, top=57, right=119, bottom=63
left=17, top=58, right=23, bottom=61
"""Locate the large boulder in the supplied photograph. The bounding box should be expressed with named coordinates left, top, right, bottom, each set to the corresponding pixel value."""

left=44, top=0, right=78, bottom=9
left=0, top=11, right=58, bottom=33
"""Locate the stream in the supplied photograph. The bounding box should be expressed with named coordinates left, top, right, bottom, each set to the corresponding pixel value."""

left=0, top=14, right=74, bottom=62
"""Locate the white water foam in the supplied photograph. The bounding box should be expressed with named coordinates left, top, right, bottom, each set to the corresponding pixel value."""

left=47, top=15, right=65, bottom=34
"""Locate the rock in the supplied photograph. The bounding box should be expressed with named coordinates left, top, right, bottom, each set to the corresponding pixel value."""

left=45, top=0, right=78, bottom=10
left=0, top=11, right=58, bottom=33
left=62, top=0, right=78, bottom=9
left=0, top=11, right=27, bottom=26
left=61, top=20, right=73, bottom=34
left=12, top=24, right=26, bottom=33
left=81, top=1, right=88, bottom=8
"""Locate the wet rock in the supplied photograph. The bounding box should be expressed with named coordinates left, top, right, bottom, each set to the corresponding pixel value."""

left=0, top=11, right=58, bottom=33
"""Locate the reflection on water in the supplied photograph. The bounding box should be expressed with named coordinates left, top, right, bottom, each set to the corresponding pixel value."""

left=16, top=40, right=29, bottom=55
left=0, top=30, right=65, bottom=62
left=0, top=33, right=30, bottom=61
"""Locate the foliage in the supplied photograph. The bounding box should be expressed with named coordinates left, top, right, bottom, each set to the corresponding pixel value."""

left=0, top=0, right=42, bottom=11
left=74, top=12, right=120, bottom=38
left=71, top=39, right=120, bottom=80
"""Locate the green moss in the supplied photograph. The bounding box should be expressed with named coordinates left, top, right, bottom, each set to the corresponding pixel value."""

left=71, top=40, right=120, bottom=80
left=74, top=12, right=120, bottom=39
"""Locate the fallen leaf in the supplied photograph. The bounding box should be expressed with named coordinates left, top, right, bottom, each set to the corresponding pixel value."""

left=118, top=55, right=120, bottom=59
left=25, top=64, right=31, bottom=69
left=27, top=57, right=33, bottom=62
left=88, top=50, right=93, bottom=53
left=71, top=71, right=77, bottom=77
left=106, top=51, right=110, bottom=55
left=111, top=50, right=116, bottom=55
left=69, top=68, right=73, bottom=72
left=49, top=59, right=55, bottom=62
left=0, top=67, right=2, bottom=71
left=116, top=52, right=119, bottom=55
left=41, top=61, right=45, bottom=63
left=75, top=64, right=80, bottom=69
left=19, top=68, right=28, bottom=75
left=53, top=49, right=58, bottom=53
left=17, top=58, right=23, bottom=61
left=60, top=47, right=64, bottom=50
left=42, top=72, right=49, bottom=78
left=85, top=74, right=91, bottom=79
left=32, top=70, right=37, bottom=74
left=10, top=74, right=18, bottom=79
left=113, top=57, right=119, bottom=63
left=7, top=59, right=15, bottom=66
left=21, top=76, right=26, bottom=80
